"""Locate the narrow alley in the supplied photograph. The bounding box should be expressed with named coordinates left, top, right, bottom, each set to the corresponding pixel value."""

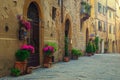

left=1, top=54, right=120, bottom=80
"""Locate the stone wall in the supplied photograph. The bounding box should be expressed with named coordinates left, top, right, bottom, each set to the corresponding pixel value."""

left=0, top=0, right=88, bottom=77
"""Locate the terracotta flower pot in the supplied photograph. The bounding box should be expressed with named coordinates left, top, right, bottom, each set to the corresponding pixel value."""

left=87, top=53, right=92, bottom=56
left=15, top=61, right=27, bottom=74
left=43, top=63, right=52, bottom=68
left=43, top=56, right=52, bottom=68
left=44, top=56, right=52, bottom=64
left=72, top=55, right=79, bottom=60
left=64, top=57, right=69, bottom=62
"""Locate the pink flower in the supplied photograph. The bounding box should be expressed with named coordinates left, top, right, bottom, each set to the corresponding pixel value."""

left=43, top=45, right=55, bottom=55
left=20, top=44, right=29, bottom=50
left=20, top=44, right=35, bottom=53
left=48, top=46, right=54, bottom=52
left=28, top=45, right=35, bottom=53
left=21, top=20, right=31, bottom=31
left=43, top=47, right=48, bottom=52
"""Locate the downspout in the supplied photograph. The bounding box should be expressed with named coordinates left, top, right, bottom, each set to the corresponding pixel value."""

left=115, top=0, right=117, bottom=52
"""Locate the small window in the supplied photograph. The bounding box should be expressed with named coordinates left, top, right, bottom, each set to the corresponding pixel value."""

left=103, top=6, right=106, bottom=15
left=52, top=7, right=56, bottom=20
left=58, top=0, right=61, bottom=6
left=109, top=25, right=112, bottom=33
left=98, top=20, right=102, bottom=31
left=109, top=11, right=111, bottom=18
left=103, top=22, right=106, bottom=32
left=98, top=3, right=101, bottom=13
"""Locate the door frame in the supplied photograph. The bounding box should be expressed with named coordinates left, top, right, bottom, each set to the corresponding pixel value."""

left=64, top=14, right=72, bottom=57
left=23, top=0, right=44, bottom=65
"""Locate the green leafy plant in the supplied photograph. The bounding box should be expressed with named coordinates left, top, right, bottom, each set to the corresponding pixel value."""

left=81, top=1, right=86, bottom=5
left=92, top=43, right=96, bottom=53
left=65, top=37, right=69, bottom=56
left=94, top=36, right=99, bottom=51
left=15, top=50, right=30, bottom=61
left=72, top=48, right=82, bottom=56
left=81, top=1, right=91, bottom=15
left=45, top=42, right=58, bottom=52
left=86, top=41, right=93, bottom=53
left=11, top=68, right=20, bottom=76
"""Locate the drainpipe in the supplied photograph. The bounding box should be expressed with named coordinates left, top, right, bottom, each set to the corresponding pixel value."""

left=115, top=0, right=117, bottom=52
left=106, top=0, right=109, bottom=52
left=95, top=0, right=97, bottom=35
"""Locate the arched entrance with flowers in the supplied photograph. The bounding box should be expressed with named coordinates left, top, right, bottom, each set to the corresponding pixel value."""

left=23, top=0, right=44, bottom=67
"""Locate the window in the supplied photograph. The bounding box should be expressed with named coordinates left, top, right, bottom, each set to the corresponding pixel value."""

left=113, top=26, right=115, bottom=34
left=103, top=22, right=106, bottom=32
left=98, top=20, right=102, bottom=31
left=98, top=3, right=101, bottom=13
left=58, top=0, right=61, bottom=6
left=52, top=7, right=56, bottom=20
left=109, top=11, right=111, bottom=18
left=109, top=25, right=112, bottom=33
left=103, top=6, right=106, bottom=15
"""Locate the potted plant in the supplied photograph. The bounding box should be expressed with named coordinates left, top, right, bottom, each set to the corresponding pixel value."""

left=86, top=41, right=93, bottom=56
left=15, top=49, right=30, bottom=74
left=11, top=68, right=20, bottom=76
left=43, top=42, right=57, bottom=68
left=104, top=48, right=108, bottom=53
left=94, top=36, right=99, bottom=53
left=20, top=44, right=35, bottom=54
left=71, top=48, right=82, bottom=60
left=64, top=37, right=70, bottom=62
left=92, top=43, right=96, bottom=55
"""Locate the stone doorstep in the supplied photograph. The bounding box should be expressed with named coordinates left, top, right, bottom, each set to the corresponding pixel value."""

left=28, top=65, right=41, bottom=70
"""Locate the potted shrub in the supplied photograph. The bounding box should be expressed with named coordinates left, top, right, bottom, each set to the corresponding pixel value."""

left=20, top=44, right=35, bottom=54
left=43, top=42, right=57, bottom=68
left=92, top=43, right=96, bottom=55
left=94, top=36, right=99, bottom=53
left=104, top=48, right=108, bottom=53
left=64, top=37, right=70, bottom=62
left=71, top=48, right=82, bottom=60
left=15, top=49, right=30, bottom=74
left=86, top=41, right=93, bottom=56
left=11, top=68, right=20, bottom=76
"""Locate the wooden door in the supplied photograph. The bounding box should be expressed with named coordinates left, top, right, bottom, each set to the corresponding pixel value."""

left=27, top=3, right=40, bottom=67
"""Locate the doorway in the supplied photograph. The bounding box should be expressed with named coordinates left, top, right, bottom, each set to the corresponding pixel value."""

left=86, top=28, right=89, bottom=46
left=27, top=2, right=40, bottom=67
left=65, top=19, right=71, bottom=57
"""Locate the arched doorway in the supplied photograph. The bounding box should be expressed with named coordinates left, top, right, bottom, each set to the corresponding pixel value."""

left=86, top=28, right=89, bottom=46
left=27, top=2, right=40, bottom=67
left=65, top=19, right=71, bottom=57
left=112, top=41, right=115, bottom=53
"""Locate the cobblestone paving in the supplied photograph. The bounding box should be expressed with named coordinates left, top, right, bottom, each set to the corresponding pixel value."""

left=1, top=54, right=120, bottom=80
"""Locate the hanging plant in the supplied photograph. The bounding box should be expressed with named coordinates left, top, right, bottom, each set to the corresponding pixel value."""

left=17, top=15, right=32, bottom=40
left=17, top=15, right=32, bottom=31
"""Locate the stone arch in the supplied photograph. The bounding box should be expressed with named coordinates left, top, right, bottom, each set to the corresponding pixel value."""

left=23, top=0, right=44, bottom=65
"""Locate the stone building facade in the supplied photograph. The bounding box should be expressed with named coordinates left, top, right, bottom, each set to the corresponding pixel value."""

left=0, top=0, right=87, bottom=77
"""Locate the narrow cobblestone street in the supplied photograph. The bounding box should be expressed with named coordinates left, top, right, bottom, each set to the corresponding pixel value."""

left=1, top=54, right=120, bottom=80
